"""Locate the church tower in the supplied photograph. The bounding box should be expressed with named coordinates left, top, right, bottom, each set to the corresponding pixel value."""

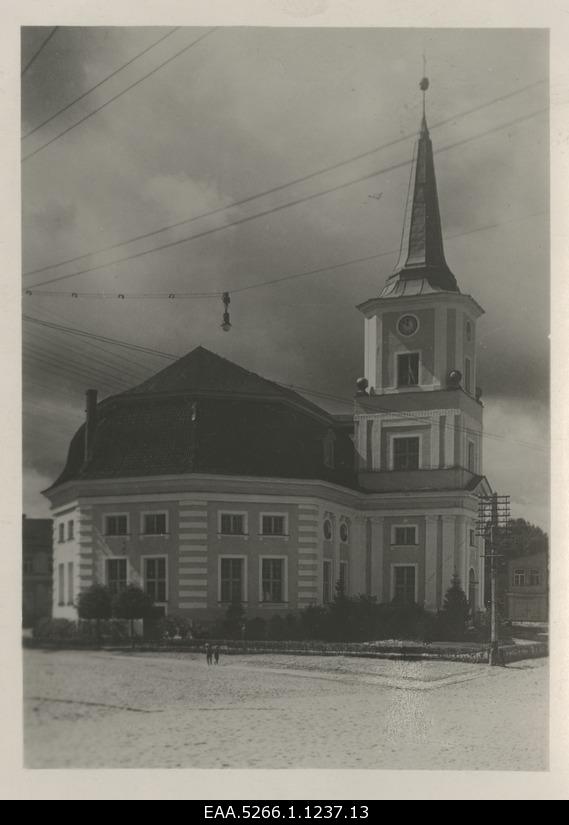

left=354, top=76, right=490, bottom=612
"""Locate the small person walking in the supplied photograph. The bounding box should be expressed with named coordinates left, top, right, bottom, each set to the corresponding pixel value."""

left=214, top=645, right=220, bottom=665
left=205, top=643, right=213, bottom=665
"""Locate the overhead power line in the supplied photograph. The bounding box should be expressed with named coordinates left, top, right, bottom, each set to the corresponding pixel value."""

left=24, top=329, right=149, bottom=384
left=24, top=106, right=548, bottom=291
left=23, top=79, right=546, bottom=279
left=23, top=209, right=546, bottom=300
left=21, top=27, right=59, bottom=77
left=22, top=28, right=218, bottom=163
left=22, top=313, right=548, bottom=454
left=22, top=28, right=181, bottom=139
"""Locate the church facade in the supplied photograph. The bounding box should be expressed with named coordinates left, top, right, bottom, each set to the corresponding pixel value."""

left=45, top=89, right=491, bottom=624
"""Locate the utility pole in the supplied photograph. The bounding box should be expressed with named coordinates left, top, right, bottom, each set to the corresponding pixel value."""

left=477, top=493, right=510, bottom=666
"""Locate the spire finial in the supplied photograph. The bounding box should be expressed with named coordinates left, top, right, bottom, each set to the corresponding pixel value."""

left=419, top=52, right=429, bottom=121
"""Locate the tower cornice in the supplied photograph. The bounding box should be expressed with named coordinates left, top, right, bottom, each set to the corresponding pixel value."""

left=356, top=291, right=485, bottom=319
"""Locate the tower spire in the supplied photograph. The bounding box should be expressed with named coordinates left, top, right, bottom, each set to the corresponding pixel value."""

left=382, top=73, right=459, bottom=297
left=421, top=52, right=428, bottom=120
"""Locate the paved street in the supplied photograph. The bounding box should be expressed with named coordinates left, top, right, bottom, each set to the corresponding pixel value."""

left=24, top=649, right=548, bottom=770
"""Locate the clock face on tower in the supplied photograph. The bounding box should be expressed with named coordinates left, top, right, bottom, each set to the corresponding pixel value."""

left=397, top=314, right=419, bottom=336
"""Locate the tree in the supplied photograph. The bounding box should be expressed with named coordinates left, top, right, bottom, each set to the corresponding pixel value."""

left=493, top=518, right=548, bottom=561
left=112, top=585, right=154, bottom=645
left=77, top=584, right=112, bottom=642
left=485, top=519, right=549, bottom=609
left=439, top=574, right=470, bottom=641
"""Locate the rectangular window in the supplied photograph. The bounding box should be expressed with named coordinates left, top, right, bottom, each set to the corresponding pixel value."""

left=23, top=558, right=34, bottom=575
left=261, top=558, right=284, bottom=603
left=529, top=569, right=541, bottom=586
left=469, top=529, right=476, bottom=547
left=105, top=515, right=128, bottom=536
left=143, top=513, right=167, bottom=535
left=514, top=569, right=526, bottom=587
left=67, top=562, right=74, bottom=605
left=393, top=437, right=420, bottom=471
left=106, top=559, right=127, bottom=596
left=468, top=441, right=476, bottom=472
left=465, top=357, right=472, bottom=394
left=393, top=566, right=416, bottom=605
left=220, top=558, right=243, bottom=603
left=67, top=520, right=74, bottom=541
left=261, top=515, right=285, bottom=536
left=220, top=513, right=245, bottom=535
left=144, top=557, right=167, bottom=603
left=393, top=526, right=417, bottom=546
left=323, top=560, right=333, bottom=604
left=397, top=353, right=419, bottom=387
left=339, top=561, right=349, bottom=597
left=58, top=563, right=65, bottom=605
left=58, top=523, right=65, bottom=543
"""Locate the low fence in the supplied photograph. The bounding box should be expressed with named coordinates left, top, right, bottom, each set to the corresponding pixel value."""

left=23, top=635, right=548, bottom=664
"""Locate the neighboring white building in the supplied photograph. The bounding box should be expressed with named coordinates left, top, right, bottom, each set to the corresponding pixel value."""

left=44, top=86, right=491, bottom=624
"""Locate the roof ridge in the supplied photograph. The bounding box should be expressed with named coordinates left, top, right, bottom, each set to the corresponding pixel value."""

left=119, top=344, right=333, bottom=421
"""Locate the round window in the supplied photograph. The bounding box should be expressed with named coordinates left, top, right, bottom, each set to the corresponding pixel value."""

left=323, top=519, right=333, bottom=540
left=397, top=314, right=419, bottom=337
left=340, top=523, right=349, bottom=543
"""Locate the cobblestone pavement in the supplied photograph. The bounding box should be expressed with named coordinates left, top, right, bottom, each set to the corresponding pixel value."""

left=23, top=649, right=548, bottom=770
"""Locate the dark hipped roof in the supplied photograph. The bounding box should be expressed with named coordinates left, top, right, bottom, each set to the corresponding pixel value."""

left=46, top=346, right=353, bottom=492
left=124, top=345, right=333, bottom=420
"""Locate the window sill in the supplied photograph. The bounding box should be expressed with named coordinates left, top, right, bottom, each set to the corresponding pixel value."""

left=140, top=533, right=170, bottom=538
left=218, top=533, right=249, bottom=540
left=391, top=544, right=419, bottom=549
left=105, top=534, right=131, bottom=539
left=258, top=534, right=289, bottom=540
left=217, top=600, right=248, bottom=605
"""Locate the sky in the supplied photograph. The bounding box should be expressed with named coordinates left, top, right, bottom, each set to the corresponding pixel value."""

left=21, top=26, right=549, bottom=528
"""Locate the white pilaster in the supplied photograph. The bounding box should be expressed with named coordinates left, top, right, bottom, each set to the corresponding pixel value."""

left=430, top=419, right=439, bottom=470
left=434, top=305, right=446, bottom=388
left=365, top=317, right=377, bottom=388
left=424, top=515, right=438, bottom=611
left=456, top=311, right=464, bottom=379
left=371, top=418, right=382, bottom=470
left=455, top=515, right=467, bottom=592
left=441, top=515, right=456, bottom=597
left=445, top=412, right=455, bottom=468
left=375, top=315, right=383, bottom=392
left=297, top=504, right=319, bottom=608
left=370, top=516, right=384, bottom=600
left=177, top=502, right=208, bottom=609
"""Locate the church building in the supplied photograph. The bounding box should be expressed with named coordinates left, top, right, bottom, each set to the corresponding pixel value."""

left=45, top=80, right=492, bottom=624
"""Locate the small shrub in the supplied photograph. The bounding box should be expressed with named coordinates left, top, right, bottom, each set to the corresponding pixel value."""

left=245, top=617, right=267, bottom=640
left=223, top=601, right=246, bottom=639
left=437, top=574, right=470, bottom=641
left=190, top=620, right=209, bottom=639
left=284, top=613, right=300, bottom=640
left=154, top=613, right=193, bottom=641
left=267, top=615, right=286, bottom=641
left=299, top=604, right=328, bottom=640
left=33, top=617, right=77, bottom=641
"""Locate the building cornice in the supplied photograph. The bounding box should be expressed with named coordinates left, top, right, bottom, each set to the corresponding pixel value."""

left=356, top=291, right=485, bottom=319
left=45, top=471, right=489, bottom=514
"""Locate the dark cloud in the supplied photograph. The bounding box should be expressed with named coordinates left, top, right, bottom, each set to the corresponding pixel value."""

left=21, top=27, right=549, bottom=526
